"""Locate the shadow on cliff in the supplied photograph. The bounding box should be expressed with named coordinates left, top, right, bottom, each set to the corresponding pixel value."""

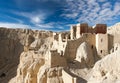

left=0, top=38, right=24, bottom=83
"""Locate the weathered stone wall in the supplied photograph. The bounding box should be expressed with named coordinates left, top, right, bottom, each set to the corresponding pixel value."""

left=82, top=33, right=96, bottom=47
left=45, top=50, right=67, bottom=68
left=76, top=23, right=88, bottom=39
left=80, top=23, right=88, bottom=34
left=64, top=37, right=85, bottom=60
left=95, top=24, right=107, bottom=34
left=96, top=34, right=108, bottom=58
left=70, top=23, right=107, bottom=40
left=64, top=34, right=96, bottom=61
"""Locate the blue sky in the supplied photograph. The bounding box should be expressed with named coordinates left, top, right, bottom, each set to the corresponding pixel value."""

left=0, top=0, right=120, bottom=31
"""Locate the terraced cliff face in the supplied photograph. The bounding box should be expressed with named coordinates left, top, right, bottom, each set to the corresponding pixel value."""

left=0, top=28, right=53, bottom=83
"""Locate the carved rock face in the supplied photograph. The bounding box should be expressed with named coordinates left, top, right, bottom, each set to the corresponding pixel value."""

left=75, top=42, right=94, bottom=68
left=88, top=45, right=120, bottom=83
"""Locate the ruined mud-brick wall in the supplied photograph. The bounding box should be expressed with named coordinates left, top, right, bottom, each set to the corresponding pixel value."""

left=95, top=24, right=107, bottom=34
left=64, top=36, right=85, bottom=60
left=76, top=23, right=88, bottom=38
left=70, top=23, right=107, bottom=40
left=82, top=33, right=96, bottom=47
left=79, top=23, right=88, bottom=34
left=71, top=23, right=89, bottom=39
left=64, top=33, right=96, bottom=61
left=45, top=50, right=67, bottom=68
left=96, top=34, right=108, bottom=57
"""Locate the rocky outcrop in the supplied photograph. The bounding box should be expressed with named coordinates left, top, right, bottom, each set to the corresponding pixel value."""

left=14, top=51, right=45, bottom=83
left=75, top=42, right=94, bottom=68
left=37, top=66, right=63, bottom=83
left=107, top=23, right=120, bottom=35
left=88, top=44, right=120, bottom=83
left=67, top=42, right=94, bottom=81
left=0, top=28, right=53, bottom=83
left=108, top=23, right=120, bottom=45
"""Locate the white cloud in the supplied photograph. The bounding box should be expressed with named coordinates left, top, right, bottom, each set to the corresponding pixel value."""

left=12, top=10, right=66, bottom=30
left=14, top=10, right=46, bottom=24
left=62, top=0, right=120, bottom=25
left=61, top=13, right=78, bottom=18
left=102, top=2, right=112, bottom=9
left=32, top=17, right=40, bottom=23
left=97, top=0, right=107, bottom=2
left=36, top=23, right=54, bottom=29
left=35, top=22, right=64, bottom=30
left=0, top=22, right=31, bottom=29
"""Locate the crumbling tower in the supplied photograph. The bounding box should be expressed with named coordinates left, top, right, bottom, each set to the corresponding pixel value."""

left=76, top=23, right=88, bottom=38
left=95, top=24, right=107, bottom=34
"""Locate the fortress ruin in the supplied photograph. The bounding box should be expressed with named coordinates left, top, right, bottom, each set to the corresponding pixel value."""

left=3, top=23, right=117, bottom=83
left=51, top=23, right=109, bottom=60
left=42, top=23, right=113, bottom=83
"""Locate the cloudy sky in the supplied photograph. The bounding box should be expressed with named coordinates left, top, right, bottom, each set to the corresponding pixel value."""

left=0, top=0, right=120, bottom=31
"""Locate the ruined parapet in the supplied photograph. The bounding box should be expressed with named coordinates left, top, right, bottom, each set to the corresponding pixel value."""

left=76, top=23, right=88, bottom=39
left=96, top=34, right=108, bottom=58
left=45, top=50, right=67, bottom=68
left=70, top=23, right=107, bottom=40
left=95, top=24, right=107, bottom=34
left=80, top=23, right=88, bottom=33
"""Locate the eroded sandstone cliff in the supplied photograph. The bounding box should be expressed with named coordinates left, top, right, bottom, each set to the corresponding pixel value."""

left=1, top=23, right=120, bottom=83
left=0, top=28, right=53, bottom=83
